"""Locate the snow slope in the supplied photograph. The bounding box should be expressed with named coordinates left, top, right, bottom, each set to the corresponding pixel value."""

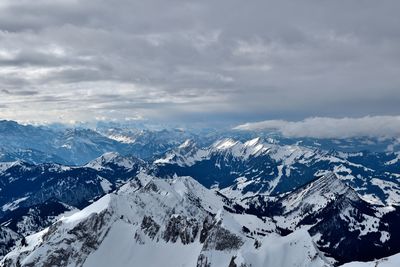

left=1, top=174, right=330, bottom=267
left=341, top=253, right=400, bottom=267
left=154, top=137, right=400, bottom=206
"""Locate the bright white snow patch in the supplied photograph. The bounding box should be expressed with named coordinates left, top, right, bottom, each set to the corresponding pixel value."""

left=106, top=134, right=135, bottom=144
left=99, top=177, right=113, bottom=193
left=61, top=194, right=111, bottom=225
left=341, top=252, right=400, bottom=267
left=84, top=220, right=203, bottom=267
left=2, top=196, right=29, bottom=212
left=213, top=138, right=239, bottom=150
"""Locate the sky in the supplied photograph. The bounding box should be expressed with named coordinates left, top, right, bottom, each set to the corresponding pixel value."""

left=0, top=0, right=400, bottom=132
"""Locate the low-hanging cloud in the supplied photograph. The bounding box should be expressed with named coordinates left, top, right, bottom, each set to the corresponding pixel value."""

left=233, top=116, right=400, bottom=139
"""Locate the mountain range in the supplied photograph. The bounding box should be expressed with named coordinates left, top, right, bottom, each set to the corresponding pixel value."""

left=0, top=120, right=399, bottom=266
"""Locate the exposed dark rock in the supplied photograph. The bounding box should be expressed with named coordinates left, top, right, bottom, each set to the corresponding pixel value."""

left=8, top=210, right=114, bottom=267
left=143, top=181, right=159, bottom=193
left=196, top=254, right=211, bottom=267
left=203, top=226, right=243, bottom=251
left=200, top=216, right=215, bottom=243
left=141, top=216, right=160, bottom=240
left=241, top=226, right=250, bottom=234
left=228, top=256, right=237, bottom=267
left=163, top=215, right=199, bottom=244
left=0, top=226, right=20, bottom=259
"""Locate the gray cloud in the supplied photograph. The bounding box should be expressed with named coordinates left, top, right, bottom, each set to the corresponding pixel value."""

left=0, top=0, right=399, bottom=125
left=234, top=116, right=400, bottom=139
left=1, top=89, right=38, bottom=95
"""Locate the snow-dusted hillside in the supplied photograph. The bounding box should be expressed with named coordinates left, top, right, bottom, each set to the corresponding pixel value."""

left=2, top=169, right=400, bottom=266
left=1, top=174, right=331, bottom=267
left=0, top=227, right=19, bottom=259
left=0, top=153, right=147, bottom=259
left=341, top=253, right=400, bottom=267
left=0, top=120, right=202, bottom=165
left=0, top=153, right=144, bottom=213
left=238, top=172, right=400, bottom=264
left=0, top=128, right=400, bottom=266
left=153, top=137, right=400, bottom=205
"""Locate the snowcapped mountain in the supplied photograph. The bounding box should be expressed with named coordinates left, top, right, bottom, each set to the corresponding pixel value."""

left=0, top=121, right=124, bottom=165
left=0, top=198, right=77, bottom=260
left=100, top=128, right=203, bottom=160
left=153, top=137, right=320, bottom=193
left=2, top=119, right=398, bottom=167
left=0, top=124, right=400, bottom=266
left=0, top=174, right=331, bottom=267
left=85, top=152, right=146, bottom=174
left=0, top=149, right=69, bottom=166
left=272, top=173, right=363, bottom=230
left=0, top=199, right=76, bottom=236
left=0, top=120, right=207, bottom=165
left=0, top=120, right=222, bottom=167
left=0, top=227, right=19, bottom=260
left=0, top=153, right=146, bottom=258
left=153, top=137, right=400, bottom=206
left=0, top=154, right=144, bottom=215
left=237, top=173, right=400, bottom=264
left=54, top=128, right=128, bottom=165
left=0, top=165, right=399, bottom=266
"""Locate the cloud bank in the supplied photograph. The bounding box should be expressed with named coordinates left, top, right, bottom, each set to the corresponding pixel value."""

left=0, top=0, right=399, bottom=124
left=234, top=116, right=400, bottom=139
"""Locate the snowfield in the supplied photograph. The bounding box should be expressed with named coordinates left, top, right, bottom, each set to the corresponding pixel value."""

left=1, top=174, right=333, bottom=267
left=341, top=253, right=400, bottom=267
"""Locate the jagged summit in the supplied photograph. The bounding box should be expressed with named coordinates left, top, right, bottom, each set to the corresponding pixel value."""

left=212, top=138, right=239, bottom=150
left=154, top=137, right=278, bottom=167
left=1, top=174, right=328, bottom=267
left=267, top=173, right=364, bottom=229
left=85, top=152, right=144, bottom=171
left=0, top=126, right=399, bottom=266
left=178, top=139, right=197, bottom=149
left=280, top=172, right=360, bottom=214
left=0, top=161, right=27, bottom=172
left=153, top=137, right=326, bottom=195
left=229, top=173, right=362, bottom=231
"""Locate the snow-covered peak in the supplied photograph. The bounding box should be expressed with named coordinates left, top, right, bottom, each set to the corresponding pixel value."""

left=282, top=173, right=358, bottom=211
left=244, top=137, right=261, bottom=147
left=1, top=174, right=331, bottom=267
left=105, top=134, right=135, bottom=144
left=155, top=137, right=320, bottom=168
left=85, top=152, right=141, bottom=171
left=101, top=151, right=120, bottom=159
left=212, top=138, right=239, bottom=150
left=0, top=175, right=226, bottom=265
left=155, top=137, right=267, bottom=167
left=0, top=161, right=25, bottom=172
left=178, top=139, right=196, bottom=149
left=274, top=173, right=361, bottom=230
left=153, top=140, right=206, bottom=166
left=61, top=194, right=112, bottom=226
left=169, top=176, right=223, bottom=212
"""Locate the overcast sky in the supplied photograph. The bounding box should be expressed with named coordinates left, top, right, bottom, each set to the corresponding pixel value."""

left=0, top=0, right=399, bottom=129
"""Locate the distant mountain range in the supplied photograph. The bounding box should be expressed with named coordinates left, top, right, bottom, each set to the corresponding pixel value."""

left=153, top=137, right=400, bottom=206
left=0, top=120, right=199, bottom=165
left=0, top=120, right=399, bottom=266
left=1, top=120, right=398, bottom=165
